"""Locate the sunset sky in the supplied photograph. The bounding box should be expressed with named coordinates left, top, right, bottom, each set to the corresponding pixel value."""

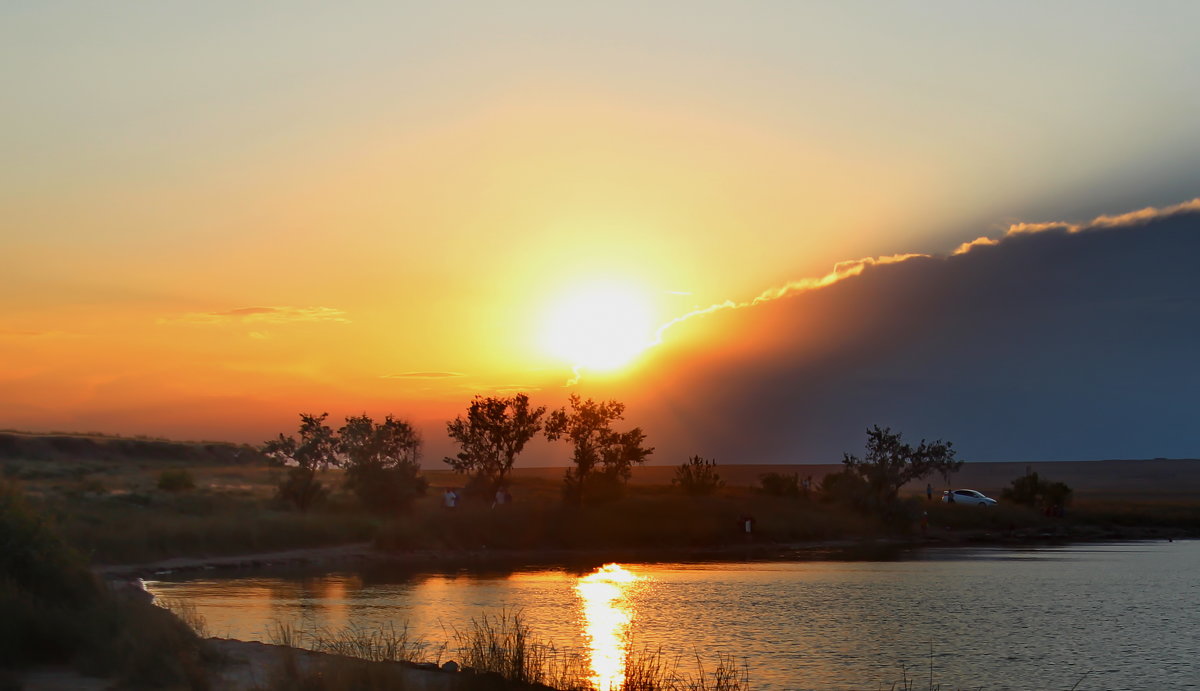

left=3, top=2, right=1200, bottom=462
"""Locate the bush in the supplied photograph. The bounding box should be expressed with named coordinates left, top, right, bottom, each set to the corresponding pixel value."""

left=758, top=472, right=801, bottom=498
left=0, top=479, right=209, bottom=686
left=817, top=468, right=869, bottom=507
left=562, top=466, right=626, bottom=505
left=0, top=479, right=97, bottom=608
left=1002, top=472, right=1073, bottom=509
left=157, top=469, right=195, bottom=492
left=277, top=467, right=328, bottom=512
left=344, top=464, right=427, bottom=514
left=673, top=456, right=725, bottom=496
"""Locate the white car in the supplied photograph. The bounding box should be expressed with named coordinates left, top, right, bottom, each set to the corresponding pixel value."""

left=941, top=489, right=997, bottom=506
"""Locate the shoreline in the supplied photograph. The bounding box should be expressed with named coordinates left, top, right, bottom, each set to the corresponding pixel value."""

left=98, top=524, right=1192, bottom=582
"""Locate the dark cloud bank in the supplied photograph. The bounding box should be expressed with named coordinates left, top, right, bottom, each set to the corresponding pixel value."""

left=586, top=203, right=1200, bottom=463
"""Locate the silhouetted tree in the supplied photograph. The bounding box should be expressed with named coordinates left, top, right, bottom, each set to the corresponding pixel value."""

left=544, top=394, right=653, bottom=504
left=263, top=413, right=338, bottom=511
left=444, top=394, right=546, bottom=498
left=338, top=414, right=427, bottom=512
left=673, top=455, right=724, bottom=496
left=837, top=425, right=962, bottom=508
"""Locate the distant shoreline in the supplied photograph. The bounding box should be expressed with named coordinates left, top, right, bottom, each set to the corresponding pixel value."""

left=100, top=526, right=1192, bottom=583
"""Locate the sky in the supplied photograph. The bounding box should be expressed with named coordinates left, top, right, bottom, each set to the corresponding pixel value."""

left=3, top=2, right=1199, bottom=463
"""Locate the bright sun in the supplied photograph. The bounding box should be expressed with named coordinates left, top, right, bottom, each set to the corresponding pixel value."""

left=542, top=283, right=656, bottom=371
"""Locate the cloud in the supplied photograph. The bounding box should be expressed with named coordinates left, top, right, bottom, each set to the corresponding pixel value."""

left=647, top=253, right=929, bottom=349
left=951, top=197, right=1200, bottom=255
left=381, top=371, right=466, bottom=379
left=951, top=236, right=999, bottom=256
left=587, top=198, right=1200, bottom=463
left=0, top=329, right=77, bottom=339
left=159, top=306, right=350, bottom=326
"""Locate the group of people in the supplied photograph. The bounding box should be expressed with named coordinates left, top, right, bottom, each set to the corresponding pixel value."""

left=441, top=486, right=512, bottom=509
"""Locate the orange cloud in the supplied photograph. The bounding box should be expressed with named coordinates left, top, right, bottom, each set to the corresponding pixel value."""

left=381, top=372, right=466, bottom=379
left=158, top=306, right=350, bottom=326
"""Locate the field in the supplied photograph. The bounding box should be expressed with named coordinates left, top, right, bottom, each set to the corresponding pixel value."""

left=2, top=430, right=1199, bottom=566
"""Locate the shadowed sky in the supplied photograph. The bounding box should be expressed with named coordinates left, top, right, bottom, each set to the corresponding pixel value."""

left=578, top=203, right=1200, bottom=462
left=2, top=3, right=1199, bottom=461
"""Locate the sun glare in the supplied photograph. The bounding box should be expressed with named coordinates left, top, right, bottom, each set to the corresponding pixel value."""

left=576, top=564, right=641, bottom=691
left=541, top=282, right=655, bottom=371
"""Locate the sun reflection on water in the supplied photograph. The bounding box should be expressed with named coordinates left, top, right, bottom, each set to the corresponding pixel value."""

left=576, top=564, right=641, bottom=691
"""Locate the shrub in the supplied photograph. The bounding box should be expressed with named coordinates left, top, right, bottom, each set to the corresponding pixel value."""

left=277, top=467, right=328, bottom=512
left=157, top=469, right=195, bottom=492
left=673, top=456, right=725, bottom=496
left=758, top=472, right=801, bottom=498
left=1002, top=471, right=1073, bottom=509
left=344, top=463, right=427, bottom=514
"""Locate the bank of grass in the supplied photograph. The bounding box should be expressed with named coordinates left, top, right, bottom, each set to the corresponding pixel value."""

left=0, top=478, right=212, bottom=688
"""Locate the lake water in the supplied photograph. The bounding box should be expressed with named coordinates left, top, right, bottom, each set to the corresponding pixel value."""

left=145, top=541, right=1199, bottom=690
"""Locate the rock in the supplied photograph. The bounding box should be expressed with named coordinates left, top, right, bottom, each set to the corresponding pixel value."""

left=441, top=660, right=459, bottom=673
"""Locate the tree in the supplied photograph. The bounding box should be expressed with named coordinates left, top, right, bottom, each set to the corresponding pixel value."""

left=444, top=394, right=546, bottom=498
left=544, top=394, right=653, bottom=504
left=263, top=413, right=338, bottom=511
left=673, top=455, right=724, bottom=496
left=338, top=414, right=428, bottom=512
left=838, top=425, right=962, bottom=508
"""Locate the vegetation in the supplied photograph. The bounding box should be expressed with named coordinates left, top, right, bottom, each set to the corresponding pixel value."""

left=445, top=393, right=547, bottom=499
left=673, top=455, right=725, bottom=496
left=758, top=472, right=802, bottom=498
left=1002, top=471, right=1073, bottom=510
left=0, top=478, right=210, bottom=687
left=545, top=394, right=654, bottom=505
left=264, top=412, right=428, bottom=514
left=157, top=468, right=196, bottom=492
left=267, top=611, right=749, bottom=691
left=263, top=413, right=339, bottom=511
left=824, top=426, right=962, bottom=510
left=337, top=414, right=427, bottom=512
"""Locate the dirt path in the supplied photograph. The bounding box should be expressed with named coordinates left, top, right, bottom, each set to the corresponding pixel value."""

left=95, top=542, right=378, bottom=580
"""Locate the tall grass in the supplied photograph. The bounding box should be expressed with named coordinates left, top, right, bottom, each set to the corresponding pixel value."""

left=264, top=612, right=750, bottom=691
left=622, top=648, right=749, bottom=691
left=450, top=610, right=591, bottom=689
left=268, top=620, right=430, bottom=665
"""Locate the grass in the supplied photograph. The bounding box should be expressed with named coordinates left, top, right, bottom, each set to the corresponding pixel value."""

left=5, top=430, right=1198, bottom=567
left=268, top=620, right=431, bottom=665
left=265, top=611, right=750, bottom=691
left=1, top=478, right=213, bottom=688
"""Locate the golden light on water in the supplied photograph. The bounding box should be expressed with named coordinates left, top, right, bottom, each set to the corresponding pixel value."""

left=576, top=564, right=641, bottom=691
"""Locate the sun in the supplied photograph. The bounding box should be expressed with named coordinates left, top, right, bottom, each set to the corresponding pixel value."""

left=541, top=282, right=656, bottom=372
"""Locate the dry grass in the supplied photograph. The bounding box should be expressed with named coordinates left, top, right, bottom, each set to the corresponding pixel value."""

left=268, top=620, right=431, bottom=665
left=263, top=612, right=750, bottom=691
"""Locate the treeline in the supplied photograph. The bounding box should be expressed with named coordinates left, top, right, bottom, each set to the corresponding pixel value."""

left=264, top=393, right=655, bottom=512
left=264, top=392, right=992, bottom=517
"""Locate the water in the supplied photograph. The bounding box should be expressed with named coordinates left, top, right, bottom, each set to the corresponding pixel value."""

left=145, top=541, right=1200, bottom=690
